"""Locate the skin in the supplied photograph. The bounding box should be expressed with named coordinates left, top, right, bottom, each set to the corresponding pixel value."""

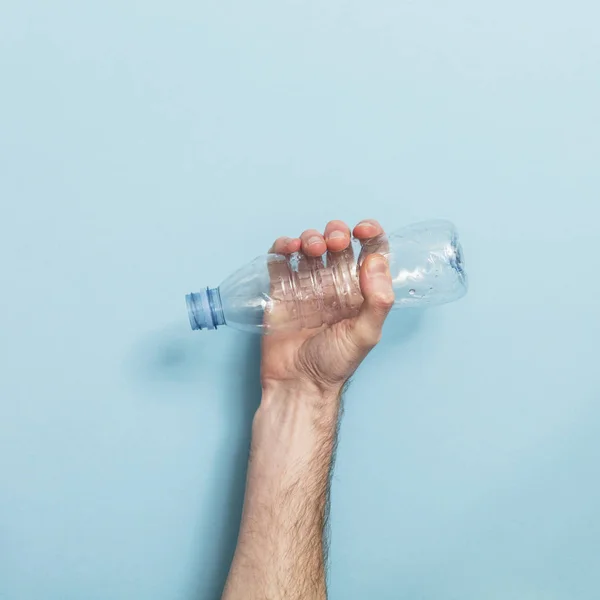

left=222, top=219, right=394, bottom=600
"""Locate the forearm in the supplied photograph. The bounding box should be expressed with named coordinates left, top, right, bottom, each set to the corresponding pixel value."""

left=222, top=384, right=342, bottom=600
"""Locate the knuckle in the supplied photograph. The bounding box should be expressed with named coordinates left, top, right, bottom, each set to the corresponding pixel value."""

left=352, top=323, right=381, bottom=349
left=361, top=218, right=381, bottom=230
left=372, top=290, right=395, bottom=310
left=327, top=219, right=347, bottom=230
left=362, top=329, right=382, bottom=348
left=367, top=329, right=383, bottom=346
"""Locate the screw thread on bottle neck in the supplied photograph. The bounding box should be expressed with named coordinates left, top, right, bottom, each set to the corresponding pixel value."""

left=186, top=287, right=225, bottom=331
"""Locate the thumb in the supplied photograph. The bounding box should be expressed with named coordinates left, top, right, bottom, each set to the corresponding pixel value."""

left=352, top=254, right=395, bottom=348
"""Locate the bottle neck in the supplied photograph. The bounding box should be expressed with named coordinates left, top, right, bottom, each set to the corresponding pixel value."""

left=186, top=287, right=225, bottom=331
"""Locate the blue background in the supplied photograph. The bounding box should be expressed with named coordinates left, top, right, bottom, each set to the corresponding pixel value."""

left=1, top=1, right=599, bottom=598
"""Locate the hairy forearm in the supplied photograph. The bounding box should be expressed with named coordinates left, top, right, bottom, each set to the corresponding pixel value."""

left=222, top=385, right=342, bottom=600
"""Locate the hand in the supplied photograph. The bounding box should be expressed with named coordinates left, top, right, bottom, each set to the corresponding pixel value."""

left=261, top=219, right=395, bottom=400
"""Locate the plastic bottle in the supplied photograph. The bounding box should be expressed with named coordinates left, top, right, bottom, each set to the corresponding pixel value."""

left=185, top=219, right=467, bottom=334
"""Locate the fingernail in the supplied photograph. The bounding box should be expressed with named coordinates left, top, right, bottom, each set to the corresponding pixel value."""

left=357, top=221, right=375, bottom=228
left=328, top=230, right=346, bottom=240
left=307, top=235, right=322, bottom=246
left=367, top=256, right=388, bottom=275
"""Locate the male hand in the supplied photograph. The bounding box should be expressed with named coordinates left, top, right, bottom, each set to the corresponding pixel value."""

left=261, top=218, right=394, bottom=401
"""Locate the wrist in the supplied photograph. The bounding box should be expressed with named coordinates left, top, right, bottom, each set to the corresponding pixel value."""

left=249, top=383, right=342, bottom=478
left=258, top=382, right=342, bottom=438
left=260, top=379, right=342, bottom=412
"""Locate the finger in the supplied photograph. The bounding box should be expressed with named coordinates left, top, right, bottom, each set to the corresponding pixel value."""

left=269, top=236, right=301, bottom=255
left=267, top=236, right=298, bottom=300
left=293, top=228, right=327, bottom=328
left=353, top=219, right=384, bottom=240
left=325, top=220, right=358, bottom=313
left=354, top=219, right=389, bottom=266
left=294, top=252, right=325, bottom=329
left=351, top=254, right=395, bottom=348
left=300, top=229, right=327, bottom=257
left=324, top=220, right=351, bottom=253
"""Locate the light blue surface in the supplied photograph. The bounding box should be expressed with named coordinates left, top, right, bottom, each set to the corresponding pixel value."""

left=1, top=1, right=599, bottom=599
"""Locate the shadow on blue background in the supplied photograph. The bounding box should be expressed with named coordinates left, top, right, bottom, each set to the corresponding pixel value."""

left=130, top=328, right=262, bottom=599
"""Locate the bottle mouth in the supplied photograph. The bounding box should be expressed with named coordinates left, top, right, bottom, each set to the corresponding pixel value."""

left=186, top=288, right=225, bottom=331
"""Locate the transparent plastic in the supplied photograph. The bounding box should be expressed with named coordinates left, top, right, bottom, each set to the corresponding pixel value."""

left=186, top=220, right=467, bottom=334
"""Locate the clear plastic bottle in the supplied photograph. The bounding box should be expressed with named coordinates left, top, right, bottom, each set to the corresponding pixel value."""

left=186, top=220, right=467, bottom=334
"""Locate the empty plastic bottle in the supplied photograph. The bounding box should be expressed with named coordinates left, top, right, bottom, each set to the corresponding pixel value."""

left=186, top=219, right=467, bottom=334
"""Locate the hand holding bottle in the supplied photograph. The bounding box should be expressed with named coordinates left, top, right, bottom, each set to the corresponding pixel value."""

left=186, top=219, right=467, bottom=335
left=260, top=219, right=395, bottom=400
